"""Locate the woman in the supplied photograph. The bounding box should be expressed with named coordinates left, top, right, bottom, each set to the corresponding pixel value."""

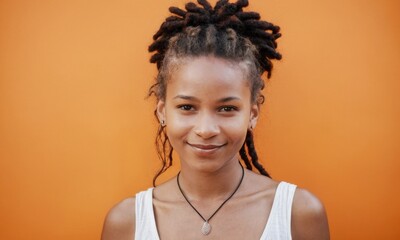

left=101, top=0, right=330, bottom=239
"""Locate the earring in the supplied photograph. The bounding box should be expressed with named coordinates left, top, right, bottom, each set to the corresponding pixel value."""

left=161, top=120, right=165, bottom=127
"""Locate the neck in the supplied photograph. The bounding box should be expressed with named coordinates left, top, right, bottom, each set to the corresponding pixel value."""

left=177, top=160, right=244, bottom=201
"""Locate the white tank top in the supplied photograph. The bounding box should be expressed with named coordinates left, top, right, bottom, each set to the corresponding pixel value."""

left=135, top=181, right=297, bottom=240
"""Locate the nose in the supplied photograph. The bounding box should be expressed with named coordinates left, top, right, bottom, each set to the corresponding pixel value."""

left=193, top=112, right=220, bottom=139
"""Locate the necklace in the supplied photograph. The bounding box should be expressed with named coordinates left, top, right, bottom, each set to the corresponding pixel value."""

left=176, top=163, right=244, bottom=236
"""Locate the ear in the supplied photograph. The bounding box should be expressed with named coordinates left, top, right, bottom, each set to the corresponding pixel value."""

left=249, top=104, right=259, bottom=130
left=156, top=100, right=166, bottom=125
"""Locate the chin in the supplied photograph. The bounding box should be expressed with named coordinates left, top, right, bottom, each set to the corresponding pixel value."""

left=180, top=152, right=238, bottom=174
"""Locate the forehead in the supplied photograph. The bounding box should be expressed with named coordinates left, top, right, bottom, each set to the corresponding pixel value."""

left=166, top=56, right=250, bottom=99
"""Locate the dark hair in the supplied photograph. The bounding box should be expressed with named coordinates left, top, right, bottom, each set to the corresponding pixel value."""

left=148, top=0, right=281, bottom=186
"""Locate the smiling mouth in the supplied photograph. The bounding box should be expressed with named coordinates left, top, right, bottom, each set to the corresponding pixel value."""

left=187, top=142, right=226, bottom=152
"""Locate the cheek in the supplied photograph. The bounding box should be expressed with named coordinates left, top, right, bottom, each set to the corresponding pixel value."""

left=165, top=114, right=192, bottom=145
left=220, top=117, right=249, bottom=141
left=228, top=125, right=248, bottom=144
left=222, top=112, right=250, bottom=128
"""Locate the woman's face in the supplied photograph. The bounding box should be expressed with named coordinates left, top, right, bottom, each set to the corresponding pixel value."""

left=157, top=56, right=259, bottom=173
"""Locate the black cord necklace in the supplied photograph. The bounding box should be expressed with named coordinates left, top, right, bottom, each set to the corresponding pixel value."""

left=176, top=163, right=245, bottom=236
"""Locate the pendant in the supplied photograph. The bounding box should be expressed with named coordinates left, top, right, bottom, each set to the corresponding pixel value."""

left=201, top=221, right=211, bottom=235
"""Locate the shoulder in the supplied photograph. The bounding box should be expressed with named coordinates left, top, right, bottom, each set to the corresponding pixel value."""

left=243, top=169, right=279, bottom=192
left=101, top=197, right=136, bottom=240
left=291, top=187, right=330, bottom=240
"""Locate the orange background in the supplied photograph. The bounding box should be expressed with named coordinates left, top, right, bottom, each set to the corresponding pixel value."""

left=1, top=0, right=399, bottom=239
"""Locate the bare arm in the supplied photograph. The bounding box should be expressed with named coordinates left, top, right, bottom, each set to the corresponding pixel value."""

left=101, top=197, right=136, bottom=240
left=291, top=188, right=330, bottom=240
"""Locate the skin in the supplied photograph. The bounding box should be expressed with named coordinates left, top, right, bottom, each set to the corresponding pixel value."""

left=101, top=56, right=330, bottom=240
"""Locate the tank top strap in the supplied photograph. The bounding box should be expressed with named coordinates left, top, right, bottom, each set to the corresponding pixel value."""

left=260, top=181, right=297, bottom=240
left=135, top=188, right=160, bottom=240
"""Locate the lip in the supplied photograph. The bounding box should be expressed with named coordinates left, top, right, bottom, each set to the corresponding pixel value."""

left=187, top=142, right=226, bottom=156
left=188, top=143, right=224, bottom=149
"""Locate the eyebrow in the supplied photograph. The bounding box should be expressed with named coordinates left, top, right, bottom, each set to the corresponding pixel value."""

left=218, top=96, right=241, bottom=103
left=173, top=95, right=241, bottom=102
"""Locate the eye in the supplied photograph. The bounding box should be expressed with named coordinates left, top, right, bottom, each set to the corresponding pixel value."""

left=177, top=104, right=194, bottom=111
left=219, top=106, right=238, bottom=112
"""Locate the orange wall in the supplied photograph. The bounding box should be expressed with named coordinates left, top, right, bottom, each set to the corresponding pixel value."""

left=0, top=0, right=399, bottom=239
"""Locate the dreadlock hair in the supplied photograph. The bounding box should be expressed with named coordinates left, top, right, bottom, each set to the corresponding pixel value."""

left=148, top=0, right=281, bottom=186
